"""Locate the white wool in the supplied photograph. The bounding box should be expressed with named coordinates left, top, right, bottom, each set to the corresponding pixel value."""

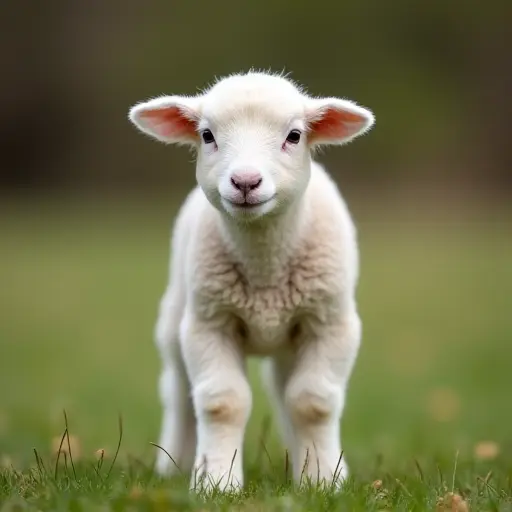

left=128, top=71, right=375, bottom=491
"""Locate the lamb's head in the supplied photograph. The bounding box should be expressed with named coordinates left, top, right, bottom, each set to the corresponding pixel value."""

left=129, top=71, right=374, bottom=222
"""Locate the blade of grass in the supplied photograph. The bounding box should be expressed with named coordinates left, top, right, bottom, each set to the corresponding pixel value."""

left=149, top=442, right=182, bottom=475
left=54, top=428, right=68, bottom=480
left=105, top=414, right=123, bottom=481
left=63, top=410, right=77, bottom=482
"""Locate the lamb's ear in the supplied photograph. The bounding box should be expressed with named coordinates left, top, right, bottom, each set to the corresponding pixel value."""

left=128, top=95, right=201, bottom=145
left=305, top=97, right=375, bottom=146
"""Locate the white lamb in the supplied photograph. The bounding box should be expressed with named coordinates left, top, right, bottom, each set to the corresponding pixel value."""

left=128, top=71, right=375, bottom=492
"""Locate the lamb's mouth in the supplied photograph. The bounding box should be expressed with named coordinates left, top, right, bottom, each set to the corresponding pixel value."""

left=223, top=195, right=276, bottom=209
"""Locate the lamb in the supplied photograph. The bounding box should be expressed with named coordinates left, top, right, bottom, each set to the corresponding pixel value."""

left=128, top=70, right=375, bottom=492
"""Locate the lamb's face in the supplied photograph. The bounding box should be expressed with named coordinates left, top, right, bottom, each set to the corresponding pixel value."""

left=195, top=75, right=313, bottom=220
left=129, top=72, right=375, bottom=222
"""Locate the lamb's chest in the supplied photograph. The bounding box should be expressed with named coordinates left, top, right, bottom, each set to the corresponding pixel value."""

left=204, top=274, right=324, bottom=351
left=195, top=252, right=335, bottom=350
left=232, top=285, right=302, bottom=352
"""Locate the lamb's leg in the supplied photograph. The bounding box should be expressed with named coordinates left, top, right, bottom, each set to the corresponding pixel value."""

left=180, top=311, right=252, bottom=492
left=281, top=312, right=362, bottom=488
left=154, top=292, right=196, bottom=476
left=155, top=357, right=196, bottom=475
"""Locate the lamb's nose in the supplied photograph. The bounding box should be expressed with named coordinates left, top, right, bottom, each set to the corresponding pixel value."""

left=230, top=172, right=262, bottom=195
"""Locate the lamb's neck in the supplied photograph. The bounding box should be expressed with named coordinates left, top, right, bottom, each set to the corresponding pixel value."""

left=220, top=200, right=309, bottom=285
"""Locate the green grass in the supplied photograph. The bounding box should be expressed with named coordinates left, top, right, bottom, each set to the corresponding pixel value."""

left=0, top=194, right=511, bottom=510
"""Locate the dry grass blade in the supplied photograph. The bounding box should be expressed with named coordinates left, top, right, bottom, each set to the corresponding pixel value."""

left=63, top=410, right=77, bottom=482
left=54, top=428, right=68, bottom=480
left=259, top=438, right=275, bottom=474
left=299, top=448, right=310, bottom=488
left=105, top=414, right=123, bottom=481
left=32, top=448, right=46, bottom=481
left=256, top=415, right=274, bottom=473
left=227, top=448, right=237, bottom=486
left=149, top=442, right=182, bottom=474
left=331, top=451, right=344, bottom=488
left=413, top=458, right=424, bottom=482
left=96, top=449, right=105, bottom=473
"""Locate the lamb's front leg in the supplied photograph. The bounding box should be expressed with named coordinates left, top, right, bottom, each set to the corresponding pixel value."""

left=180, top=310, right=251, bottom=492
left=284, top=311, right=361, bottom=488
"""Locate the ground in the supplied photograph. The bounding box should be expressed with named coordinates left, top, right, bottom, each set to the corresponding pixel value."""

left=0, top=193, right=511, bottom=511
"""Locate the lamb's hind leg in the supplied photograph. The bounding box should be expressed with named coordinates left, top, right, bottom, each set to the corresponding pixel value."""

left=154, top=292, right=196, bottom=476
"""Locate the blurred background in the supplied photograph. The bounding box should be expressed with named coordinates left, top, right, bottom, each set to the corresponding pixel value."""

left=1, top=0, right=511, bottom=472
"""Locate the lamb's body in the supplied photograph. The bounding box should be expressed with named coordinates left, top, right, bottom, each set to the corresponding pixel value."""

left=128, top=71, right=374, bottom=491
left=169, top=162, right=358, bottom=354
left=155, top=162, right=360, bottom=485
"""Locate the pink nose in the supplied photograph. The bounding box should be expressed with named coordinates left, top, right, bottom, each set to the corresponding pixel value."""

left=230, top=172, right=262, bottom=195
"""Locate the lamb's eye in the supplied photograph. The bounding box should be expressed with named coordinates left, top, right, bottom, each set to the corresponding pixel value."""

left=201, top=129, right=215, bottom=144
left=286, top=129, right=301, bottom=144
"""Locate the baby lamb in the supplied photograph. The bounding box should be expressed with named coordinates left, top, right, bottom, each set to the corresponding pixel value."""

left=128, top=71, right=375, bottom=492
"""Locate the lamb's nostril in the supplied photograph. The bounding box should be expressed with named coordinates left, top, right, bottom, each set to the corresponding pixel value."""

left=231, top=176, right=241, bottom=190
left=250, top=178, right=262, bottom=190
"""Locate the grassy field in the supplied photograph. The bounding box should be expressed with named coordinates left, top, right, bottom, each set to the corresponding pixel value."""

left=0, top=194, right=511, bottom=510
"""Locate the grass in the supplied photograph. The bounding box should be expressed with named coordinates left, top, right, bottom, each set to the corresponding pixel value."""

left=0, top=193, right=511, bottom=510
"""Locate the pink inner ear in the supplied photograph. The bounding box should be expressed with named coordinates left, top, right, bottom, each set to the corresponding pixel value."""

left=139, top=106, right=197, bottom=139
left=309, top=108, right=363, bottom=142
